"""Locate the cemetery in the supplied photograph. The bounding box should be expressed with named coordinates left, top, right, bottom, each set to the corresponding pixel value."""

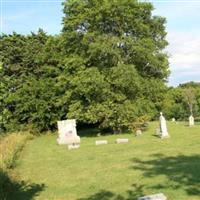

left=1, top=0, right=200, bottom=200
left=0, top=121, right=200, bottom=200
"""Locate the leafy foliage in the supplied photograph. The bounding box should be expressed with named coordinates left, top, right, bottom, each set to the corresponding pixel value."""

left=1, top=0, right=170, bottom=133
left=162, top=82, right=200, bottom=120
left=61, top=0, right=169, bottom=132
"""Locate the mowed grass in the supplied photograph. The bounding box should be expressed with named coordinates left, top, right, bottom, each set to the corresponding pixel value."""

left=11, top=122, right=200, bottom=200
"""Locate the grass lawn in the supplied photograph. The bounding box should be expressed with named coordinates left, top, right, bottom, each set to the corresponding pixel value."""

left=9, top=122, right=200, bottom=200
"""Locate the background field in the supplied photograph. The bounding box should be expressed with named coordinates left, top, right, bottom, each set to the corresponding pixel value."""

left=9, top=122, right=200, bottom=200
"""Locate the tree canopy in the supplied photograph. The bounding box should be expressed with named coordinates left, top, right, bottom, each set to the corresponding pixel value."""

left=0, top=0, right=170, bottom=133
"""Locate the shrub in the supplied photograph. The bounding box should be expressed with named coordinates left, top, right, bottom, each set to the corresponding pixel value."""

left=129, top=115, right=149, bottom=133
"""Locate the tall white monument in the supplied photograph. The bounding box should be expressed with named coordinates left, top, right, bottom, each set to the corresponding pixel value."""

left=189, top=115, right=194, bottom=126
left=57, top=119, right=80, bottom=149
left=159, top=112, right=169, bottom=138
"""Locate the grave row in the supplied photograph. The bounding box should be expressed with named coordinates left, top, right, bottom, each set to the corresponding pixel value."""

left=57, top=120, right=131, bottom=149
left=57, top=114, right=195, bottom=150
left=96, top=138, right=129, bottom=145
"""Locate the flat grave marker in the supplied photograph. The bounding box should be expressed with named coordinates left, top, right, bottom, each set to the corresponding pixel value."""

left=138, top=193, right=167, bottom=200
left=116, top=138, right=129, bottom=144
left=95, top=140, right=108, bottom=145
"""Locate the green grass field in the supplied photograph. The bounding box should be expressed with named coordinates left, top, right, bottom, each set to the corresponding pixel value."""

left=9, top=122, right=200, bottom=200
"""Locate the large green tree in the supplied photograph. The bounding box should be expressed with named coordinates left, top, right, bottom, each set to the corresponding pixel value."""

left=61, top=0, right=169, bottom=132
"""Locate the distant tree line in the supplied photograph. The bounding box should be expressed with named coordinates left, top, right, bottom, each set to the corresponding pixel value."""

left=162, top=82, right=200, bottom=121
left=0, top=0, right=182, bottom=133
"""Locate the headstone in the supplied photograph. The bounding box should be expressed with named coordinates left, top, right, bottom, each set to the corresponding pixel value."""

left=172, top=118, right=176, bottom=122
left=138, top=193, right=167, bottom=200
left=95, top=140, right=108, bottom=145
left=136, top=129, right=142, bottom=136
left=116, top=138, right=129, bottom=144
left=57, top=119, right=80, bottom=147
left=155, top=128, right=160, bottom=135
left=189, top=115, right=194, bottom=126
left=159, top=112, right=169, bottom=139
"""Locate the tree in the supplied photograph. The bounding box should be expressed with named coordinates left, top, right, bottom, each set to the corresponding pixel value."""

left=162, top=87, right=187, bottom=120
left=61, top=0, right=169, bottom=132
left=183, top=87, right=196, bottom=116
left=0, top=30, right=57, bottom=131
left=162, top=83, right=200, bottom=121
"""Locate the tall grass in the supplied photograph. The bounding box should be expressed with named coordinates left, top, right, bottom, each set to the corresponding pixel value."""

left=0, top=133, right=33, bottom=169
left=0, top=132, right=33, bottom=199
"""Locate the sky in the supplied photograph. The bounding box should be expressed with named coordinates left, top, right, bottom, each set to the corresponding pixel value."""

left=1, top=0, right=200, bottom=86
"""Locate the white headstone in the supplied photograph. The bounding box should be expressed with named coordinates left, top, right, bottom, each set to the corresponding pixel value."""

left=116, top=138, right=129, bottom=143
left=172, top=118, right=176, bottom=122
left=57, top=119, right=80, bottom=146
left=159, top=112, right=169, bottom=138
left=138, top=193, right=167, bottom=200
left=189, top=115, right=194, bottom=126
left=136, top=129, right=142, bottom=136
left=95, top=140, right=108, bottom=145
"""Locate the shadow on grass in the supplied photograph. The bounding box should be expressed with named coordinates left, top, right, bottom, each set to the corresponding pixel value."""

left=0, top=170, right=45, bottom=200
left=151, top=134, right=161, bottom=138
left=132, top=154, right=200, bottom=196
left=80, top=154, right=200, bottom=199
left=78, top=128, right=101, bottom=137
left=78, top=127, right=114, bottom=137
left=78, top=184, right=145, bottom=200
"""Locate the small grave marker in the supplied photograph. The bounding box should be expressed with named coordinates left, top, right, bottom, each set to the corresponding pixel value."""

left=95, top=140, right=108, bottom=145
left=138, top=193, right=167, bottom=200
left=116, top=138, right=129, bottom=144
left=136, top=129, right=142, bottom=136
left=189, top=115, right=194, bottom=126
left=68, top=144, right=80, bottom=150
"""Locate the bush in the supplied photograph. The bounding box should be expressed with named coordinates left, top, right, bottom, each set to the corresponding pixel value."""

left=129, top=115, right=149, bottom=133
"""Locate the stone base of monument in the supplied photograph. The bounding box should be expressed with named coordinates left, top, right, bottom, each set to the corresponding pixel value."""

left=68, top=144, right=80, bottom=150
left=95, top=140, right=108, bottom=145
left=138, top=193, right=167, bottom=200
left=160, top=134, right=170, bottom=139
left=57, top=135, right=80, bottom=145
left=116, top=138, right=129, bottom=144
